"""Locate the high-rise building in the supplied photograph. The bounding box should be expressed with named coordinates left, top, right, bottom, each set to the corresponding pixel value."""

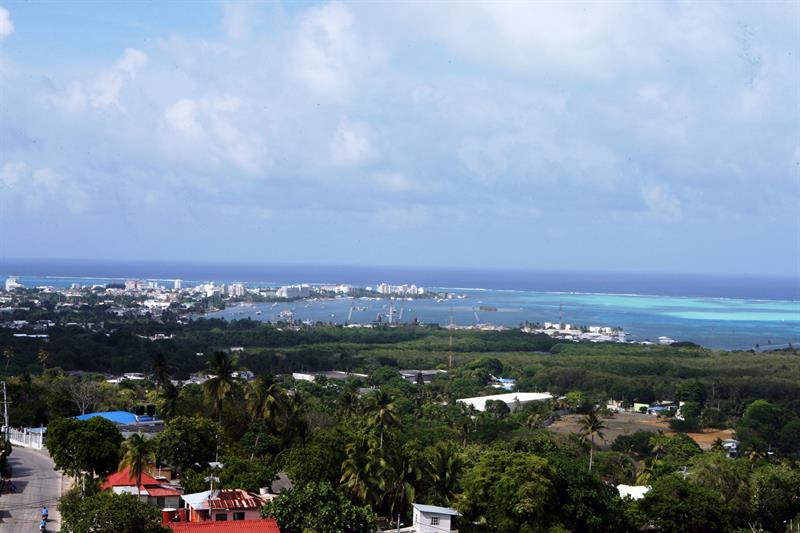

left=4, top=277, right=22, bottom=292
left=174, top=279, right=182, bottom=290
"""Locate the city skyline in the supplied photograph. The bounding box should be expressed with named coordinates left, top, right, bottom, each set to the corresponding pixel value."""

left=1, top=1, right=799, bottom=276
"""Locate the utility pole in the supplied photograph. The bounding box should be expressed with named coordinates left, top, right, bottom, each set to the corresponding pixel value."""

left=2, top=381, right=8, bottom=439
left=448, top=307, right=454, bottom=370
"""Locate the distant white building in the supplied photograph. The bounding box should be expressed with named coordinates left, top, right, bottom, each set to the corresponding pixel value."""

left=457, top=392, right=552, bottom=412
left=617, top=484, right=650, bottom=501
left=174, top=279, right=182, bottom=290
left=277, top=285, right=311, bottom=299
left=227, top=283, right=246, bottom=297
left=4, top=277, right=22, bottom=292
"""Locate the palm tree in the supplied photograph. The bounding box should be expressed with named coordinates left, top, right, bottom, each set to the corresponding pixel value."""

left=246, top=375, right=285, bottom=425
left=3, top=347, right=13, bottom=373
left=37, top=347, right=49, bottom=373
left=338, top=382, right=360, bottom=417
left=158, top=381, right=179, bottom=420
left=578, top=409, right=607, bottom=472
left=365, top=390, right=400, bottom=449
left=202, top=351, right=238, bottom=424
left=151, top=352, right=171, bottom=392
left=341, top=435, right=382, bottom=506
left=119, top=433, right=155, bottom=498
left=426, top=442, right=464, bottom=506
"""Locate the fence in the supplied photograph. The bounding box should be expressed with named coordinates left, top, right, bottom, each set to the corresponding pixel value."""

left=3, top=426, right=45, bottom=450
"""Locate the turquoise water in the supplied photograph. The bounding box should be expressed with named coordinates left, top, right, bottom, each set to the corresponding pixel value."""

left=2, top=259, right=798, bottom=350
left=208, top=289, right=800, bottom=350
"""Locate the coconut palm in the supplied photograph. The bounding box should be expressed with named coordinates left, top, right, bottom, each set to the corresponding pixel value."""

left=341, top=435, right=383, bottom=506
left=119, top=433, right=155, bottom=498
left=37, top=347, right=49, bottom=373
left=202, top=351, right=239, bottom=424
left=579, top=409, right=607, bottom=472
left=3, top=346, right=13, bottom=373
left=151, top=352, right=171, bottom=392
left=365, top=390, right=400, bottom=449
left=246, top=375, right=286, bottom=425
left=426, top=442, right=464, bottom=506
left=337, top=382, right=360, bottom=417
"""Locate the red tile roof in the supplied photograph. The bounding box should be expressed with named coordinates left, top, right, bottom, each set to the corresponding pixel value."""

left=102, top=466, right=162, bottom=489
left=168, top=519, right=280, bottom=533
left=101, top=466, right=181, bottom=496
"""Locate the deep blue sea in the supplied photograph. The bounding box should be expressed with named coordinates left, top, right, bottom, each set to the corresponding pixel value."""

left=1, top=258, right=798, bottom=350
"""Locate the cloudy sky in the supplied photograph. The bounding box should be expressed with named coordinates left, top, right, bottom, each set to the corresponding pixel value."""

left=0, top=1, right=798, bottom=276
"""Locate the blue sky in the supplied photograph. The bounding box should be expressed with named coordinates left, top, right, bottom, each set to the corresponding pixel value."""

left=0, top=1, right=798, bottom=276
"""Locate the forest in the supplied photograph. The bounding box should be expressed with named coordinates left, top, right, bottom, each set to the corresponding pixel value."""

left=2, top=316, right=800, bottom=532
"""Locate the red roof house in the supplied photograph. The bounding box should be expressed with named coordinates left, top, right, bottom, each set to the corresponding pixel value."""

left=178, top=489, right=269, bottom=523
left=167, top=519, right=281, bottom=533
left=101, top=466, right=182, bottom=509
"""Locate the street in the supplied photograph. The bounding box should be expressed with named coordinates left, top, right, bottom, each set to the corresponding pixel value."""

left=0, top=447, right=63, bottom=531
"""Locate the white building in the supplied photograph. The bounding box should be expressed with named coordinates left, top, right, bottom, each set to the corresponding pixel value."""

left=276, top=284, right=311, bottom=299
left=4, top=277, right=22, bottom=292
left=174, top=279, right=182, bottom=290
left=456, top=392, right=553, bottom=412
left=412, top=504, right=459, bottom=532
left=228, top=283, right=246, bottom=297
left=617, top=484, right=651, bottom=501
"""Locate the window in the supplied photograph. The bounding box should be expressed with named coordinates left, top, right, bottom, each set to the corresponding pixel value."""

left=215, top=513, right=228, bottom=521
left=431, top=517, right=440, bottom=526
left=233, top=512, right=245, bottom=521
left=156, top=496, right=165, bottom=508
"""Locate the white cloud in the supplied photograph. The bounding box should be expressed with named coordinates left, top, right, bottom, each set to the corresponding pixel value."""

left=0, top=6, right=13, bottom=39
left=222, top=1, right=253, bottom=41
left=290, top=2, right=381, bottom=98
left=642, top=184, right=681, bottom=219
left=162, top=96, right=266, bottom=175
left=90, top=48, right=148, bottom=108
left=40, top=48, right=148, bottom=112
left=0, top=162, right=89, bottom=214
left=0, top=161, right=29, bottom=188
left=330, top=121, right=374, bottom=166
left=374, top=171, right=413, bottom=192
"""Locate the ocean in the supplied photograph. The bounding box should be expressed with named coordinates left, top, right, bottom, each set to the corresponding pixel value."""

left=1, top=258, right=798, bottom=350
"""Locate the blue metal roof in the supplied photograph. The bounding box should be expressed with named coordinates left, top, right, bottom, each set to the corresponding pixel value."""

left=75, top=411, right=139, bottom=424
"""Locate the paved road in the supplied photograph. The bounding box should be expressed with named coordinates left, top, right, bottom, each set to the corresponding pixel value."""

left=0, top=447, right=63, bottom=532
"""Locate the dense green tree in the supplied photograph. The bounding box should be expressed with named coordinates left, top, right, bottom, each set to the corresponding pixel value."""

left=154, top=415, right=223, bottom=471
left=47, top=416, right=122, bottom=479
left=638, top=474, right=728, bottom=533
left=737, top=400, right=786, bottom=451
left=60, top=491, right=169, bottom=533
left=611, top=431, right=656, bottom=457
left=459, top=450, right=555, bottom=532
left=749, top=462, right=800, bottom=532
left=218, top=454, right=276, bottom=493
left=675, top=381, right=708, bottom=406
left=262, top=481, right=376, bottom=533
